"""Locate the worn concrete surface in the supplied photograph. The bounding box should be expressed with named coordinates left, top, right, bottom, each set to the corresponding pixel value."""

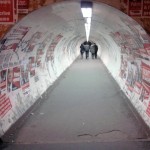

left=1, top=57, right=150, bottom=149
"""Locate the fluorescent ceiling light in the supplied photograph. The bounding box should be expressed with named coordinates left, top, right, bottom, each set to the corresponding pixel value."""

left=86, top=17, right=91, bottom=24
left=85, top=23, right=91, bottom=41
left=81, top=8, right=92, bottom=18
left=81, top=1, right=93, bottom=41
left=81, top=1, right=93, bottom=18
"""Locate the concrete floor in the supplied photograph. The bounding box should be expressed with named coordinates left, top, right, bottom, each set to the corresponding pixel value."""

left=1, top=57, right=150, bottom=149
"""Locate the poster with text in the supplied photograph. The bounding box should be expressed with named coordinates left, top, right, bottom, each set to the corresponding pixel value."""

left=142, top=0, right=150, bottom=17
left=7, top=67, right=21, bottom=92
left=18, top=0, right=29, bottom=14
left=1, top=26, right=30, bottom=52
left=45, top=34, right=63, bottom=62
left=128, top=0, right=142, bottom=17
left=0, top=0, right=15, bottom=24
left=22, top=32, right=42, bottom=52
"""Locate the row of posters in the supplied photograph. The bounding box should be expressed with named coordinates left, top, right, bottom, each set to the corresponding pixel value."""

left=0, top=0, right=29, bottom=24
left=0, top=65, right=30, bottom=117
left=121, top=0, right=150, bottom=17
left=0, top=23, right=64, bottom=118
left=0, top=65, right=31, bottom=94
left=110, top=18, right=150, bottom=118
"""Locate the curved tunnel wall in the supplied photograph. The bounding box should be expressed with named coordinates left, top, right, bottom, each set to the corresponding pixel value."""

left=0, top=1, right=150, bottom=137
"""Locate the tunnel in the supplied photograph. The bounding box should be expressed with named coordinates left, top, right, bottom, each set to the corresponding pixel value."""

left=0, top=0, right=150, bottom=149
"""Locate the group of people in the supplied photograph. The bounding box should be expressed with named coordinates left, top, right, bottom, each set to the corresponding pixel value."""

left=80, top=41, right=98, bottom=59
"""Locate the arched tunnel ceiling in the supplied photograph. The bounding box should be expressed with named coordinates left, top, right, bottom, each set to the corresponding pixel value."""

left=11, top=0, right=145, bottom=46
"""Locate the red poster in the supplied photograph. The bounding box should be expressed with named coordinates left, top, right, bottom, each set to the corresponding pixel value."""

left=18, top=0, right=29, bottom=14
left=0, top=0, right=15, bottom=24
left=141, top=61, right=150, bottom=81
left=0, top=94, right=12, bottom=118
left=146, top=102, right=150, bottom=117
left=144, top=43, right=150, bottom=49
left=133, top=82, right=142, bottom=94
left=142, top=0, right=150, bottom=17
left=141, top=62, right=150, bottom=79
left=144, top=43, right=150, bottom=56
left=142, top=80, right=150, bottom=99
left=7, top=67, right=21, bottom=92
left=128, top=0, right=142, bottom=17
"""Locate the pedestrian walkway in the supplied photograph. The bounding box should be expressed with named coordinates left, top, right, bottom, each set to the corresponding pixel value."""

left=1, top=58, right=150, bottom=150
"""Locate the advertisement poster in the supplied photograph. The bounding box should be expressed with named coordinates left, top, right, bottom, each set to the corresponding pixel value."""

left=0, top=94, right=12, bottom=118
left=7, top=67, right=21, bottom=92
left=140, top=80, right=150, bottom=100
left=22, top=32, right=42, bottom=53
left=146, top=102, right=150, bottom=117
left=20, top=63, right=29, bottom=96
left=1, top=53, right=13, bottom=69
left=18, top=0, right=29, bottom=14
left=144, top=43, right=150, bottom=55
left=0, top=0, right=15, bottom=24
left=122, top=0, right=150, bottom=18
left=20, top=63, right=30, bottom=98
left=142, top=0, right=150, bottom=17
left=141, top=61, right=150, bottom=82
left=35, top=33, right=49, bottom=67
left=1, top=26, right=30, bottom=52
left=46, top=34, right=63, bottom=62
left=128, top=0, right=142, bottom=17
left=29, top=57, right=35, bottom=77
left=0, top=70, right=7, bottom=95
left=36, top=45, right=44, bottom=67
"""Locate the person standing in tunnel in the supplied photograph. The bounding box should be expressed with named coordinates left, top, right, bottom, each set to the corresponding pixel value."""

left=95, top=43, right=98, bottom=59
left=80, top=43, right=85, bottom=59
left=83, top=41, right=90, bottom=59
left=90, top=43, right=96, bottom=59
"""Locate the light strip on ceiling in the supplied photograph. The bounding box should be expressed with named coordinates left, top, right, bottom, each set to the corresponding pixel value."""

left=81, top=8, right=92, bottom=18
left=81, top=1, right=93, bottom=42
